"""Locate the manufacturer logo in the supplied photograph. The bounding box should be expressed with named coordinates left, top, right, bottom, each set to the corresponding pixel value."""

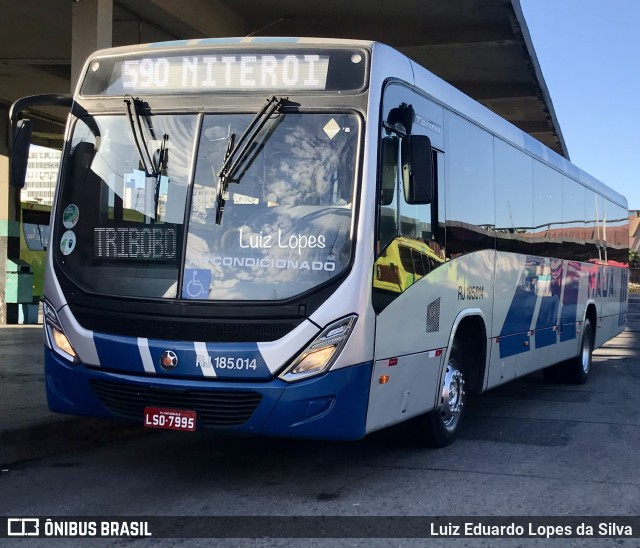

left=415, top=113, right=442, bottom=135
left=159, top=350, right=178, bottom=371
left=7, top=518, right=40, bottom=536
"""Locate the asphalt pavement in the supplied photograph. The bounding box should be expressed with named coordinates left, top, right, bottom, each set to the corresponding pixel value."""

left=1, top=295, right=639, bottom=466
left=0, top=324, right=146, bottom=465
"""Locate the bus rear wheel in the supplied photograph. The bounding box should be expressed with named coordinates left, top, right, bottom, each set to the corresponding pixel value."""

left=566, top=319, right=594, bottom=385
left=411, top=344, right=467, bottom=447
left=543, top=319, right=594, bottom=385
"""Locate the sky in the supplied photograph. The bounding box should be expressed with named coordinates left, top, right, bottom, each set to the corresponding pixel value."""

left=520, top=0, right=640, bottom=209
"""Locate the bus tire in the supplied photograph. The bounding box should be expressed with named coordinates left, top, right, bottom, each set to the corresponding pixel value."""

left=565, top=318, right=594, bottom=385
left=411, top=343, right=467, bottom=447
left=543, top=319, right=594, bottom=385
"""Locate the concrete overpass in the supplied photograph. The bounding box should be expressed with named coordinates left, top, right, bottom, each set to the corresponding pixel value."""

left=0, top=0, right=567, bottom=323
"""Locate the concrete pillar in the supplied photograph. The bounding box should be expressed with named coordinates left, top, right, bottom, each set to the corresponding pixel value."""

left=71, top=0, right=113, bottom=93
left=1, top=1, right=113, bottom=323
left=0, top=104, right=21, bottom=324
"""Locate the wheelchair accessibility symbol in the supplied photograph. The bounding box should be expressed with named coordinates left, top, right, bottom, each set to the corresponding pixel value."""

left=182, top=269, right=211, bottom=299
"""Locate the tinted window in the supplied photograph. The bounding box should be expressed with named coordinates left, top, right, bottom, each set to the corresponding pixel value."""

left=445, top=112, right=495, bottom=255
left=184, top=112, right=359, bottom=301
left=533, top=162, right=563, bottom=258
left=494, top=139, right=533, bottom=255
left=56, top=114, right=197, bottom=298
left=607, top=203, right=629, bottom=265
left=562, top=178, right=586, bottom=261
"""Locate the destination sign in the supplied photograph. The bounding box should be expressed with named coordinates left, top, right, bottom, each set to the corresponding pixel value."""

left=121, top=54, right=329, bottom=91
left=94, top=226, right=177, bottom=261
left=81, top=48, right=368, bottom=96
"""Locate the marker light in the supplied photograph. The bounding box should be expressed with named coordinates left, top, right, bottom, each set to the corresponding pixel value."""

left=43, top=299, right=79, bottom=364
left=280, top=315, right=357, bottom=382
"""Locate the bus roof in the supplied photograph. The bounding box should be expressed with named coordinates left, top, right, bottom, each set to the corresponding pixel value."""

left=83, top=37, right=626, bottom=209
left=402, top=50, right=627, bottom=209
left=87, top=37, right=376, bottom=57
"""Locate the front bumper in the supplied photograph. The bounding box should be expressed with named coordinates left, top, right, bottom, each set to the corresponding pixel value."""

left=45, top=348, right=372, bottom=441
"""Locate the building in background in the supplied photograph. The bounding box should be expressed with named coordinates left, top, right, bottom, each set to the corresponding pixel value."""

left=22, top=145, right=61, bottom=206
left=630, top=211, right=640, bottom=254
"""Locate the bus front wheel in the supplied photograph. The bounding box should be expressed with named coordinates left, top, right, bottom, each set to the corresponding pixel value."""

left=411, top=343, right=467, bottom=447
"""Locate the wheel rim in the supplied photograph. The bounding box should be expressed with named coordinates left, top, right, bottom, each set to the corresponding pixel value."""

left=580, top=330, right=592, bottom=375
left=438, top=360, right=465, bottom=432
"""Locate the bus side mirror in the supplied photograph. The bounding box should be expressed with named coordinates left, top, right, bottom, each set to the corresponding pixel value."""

left=8, top=93, right=74, bottom=188
left=380, top=136, right=399, bottom=205
left=402, top=134, right=434, bottom=204
left=10, top=119, right=32, bottom=189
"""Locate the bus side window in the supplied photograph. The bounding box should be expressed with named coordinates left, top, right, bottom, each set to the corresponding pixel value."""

left=377, top=138, right=441, bottom=253
left=378, top=136, right=400, bottom=252
left=398, top=144, right=434, bottom=243
left=63, top=141, right=97, bottom=221
left=380, top=136, right=398, bottom=206
left=69, top=142, right=96, bottom=182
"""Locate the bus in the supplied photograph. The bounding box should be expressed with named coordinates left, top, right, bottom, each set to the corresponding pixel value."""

left=9, top=38, right=629, bottom=446
left=20, top=201, right=51, bottom=301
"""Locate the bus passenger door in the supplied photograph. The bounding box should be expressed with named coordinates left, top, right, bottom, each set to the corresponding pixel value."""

left=369, top=85, right=448, bottom=432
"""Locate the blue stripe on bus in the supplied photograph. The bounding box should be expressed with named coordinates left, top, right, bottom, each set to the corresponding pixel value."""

left=535, top=295, right=560, bottom=348
left=94, top=333, right=146, bottom=373
left=534, top=259, right=563, bottom=349
left=499, top=256, right=539, bottom=359
left=93, top=332, right=273, bottom=379
left=499, top=332, right=531, bottom=359
left=145, top=339, right=272, bottom=380
left=535, top=327, right=557, bottom=349
left=560, top=262, right=581, bottom=342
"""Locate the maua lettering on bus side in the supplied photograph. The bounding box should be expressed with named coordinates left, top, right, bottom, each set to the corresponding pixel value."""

left=588, top=269, right=615, bottom=298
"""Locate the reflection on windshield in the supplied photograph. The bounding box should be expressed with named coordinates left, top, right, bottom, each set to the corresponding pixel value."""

left=56, top=114, right=197, bottom=298
left=23, top=223, right=50, bottom=251
left=55, top=111, right=359, bottom=302
left=185, top=112, right=359, bottom=301
left=215, top=95, right=288, bottom=224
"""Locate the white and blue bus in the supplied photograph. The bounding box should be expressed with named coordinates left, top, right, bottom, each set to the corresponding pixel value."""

left=9, top=38, right=629, bottom=446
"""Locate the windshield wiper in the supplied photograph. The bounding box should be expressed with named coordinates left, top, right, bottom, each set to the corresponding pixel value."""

left=124, top=95, right=159, bottom=178
left=124, top=96, right=171, bottom=220
left=215, top=95, right=288, bottom=224
left=153, top=133, right=169, bottom=219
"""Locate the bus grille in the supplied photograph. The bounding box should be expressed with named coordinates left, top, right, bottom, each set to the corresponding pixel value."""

left=90, top=379, right=263, bottom=427
left=71, top=307, right=300, bottom=342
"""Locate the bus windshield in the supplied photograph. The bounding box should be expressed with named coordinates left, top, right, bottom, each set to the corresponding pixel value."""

left=55, top=109, right=359, bottom=301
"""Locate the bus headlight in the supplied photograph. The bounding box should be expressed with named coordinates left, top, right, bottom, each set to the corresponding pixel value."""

left=279, top=315, right=357, bottom=382
left=43, top=300, right=79, bottom=364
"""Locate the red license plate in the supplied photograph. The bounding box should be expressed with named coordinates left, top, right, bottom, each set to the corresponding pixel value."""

left=143, top=407, right=196, bottom=432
